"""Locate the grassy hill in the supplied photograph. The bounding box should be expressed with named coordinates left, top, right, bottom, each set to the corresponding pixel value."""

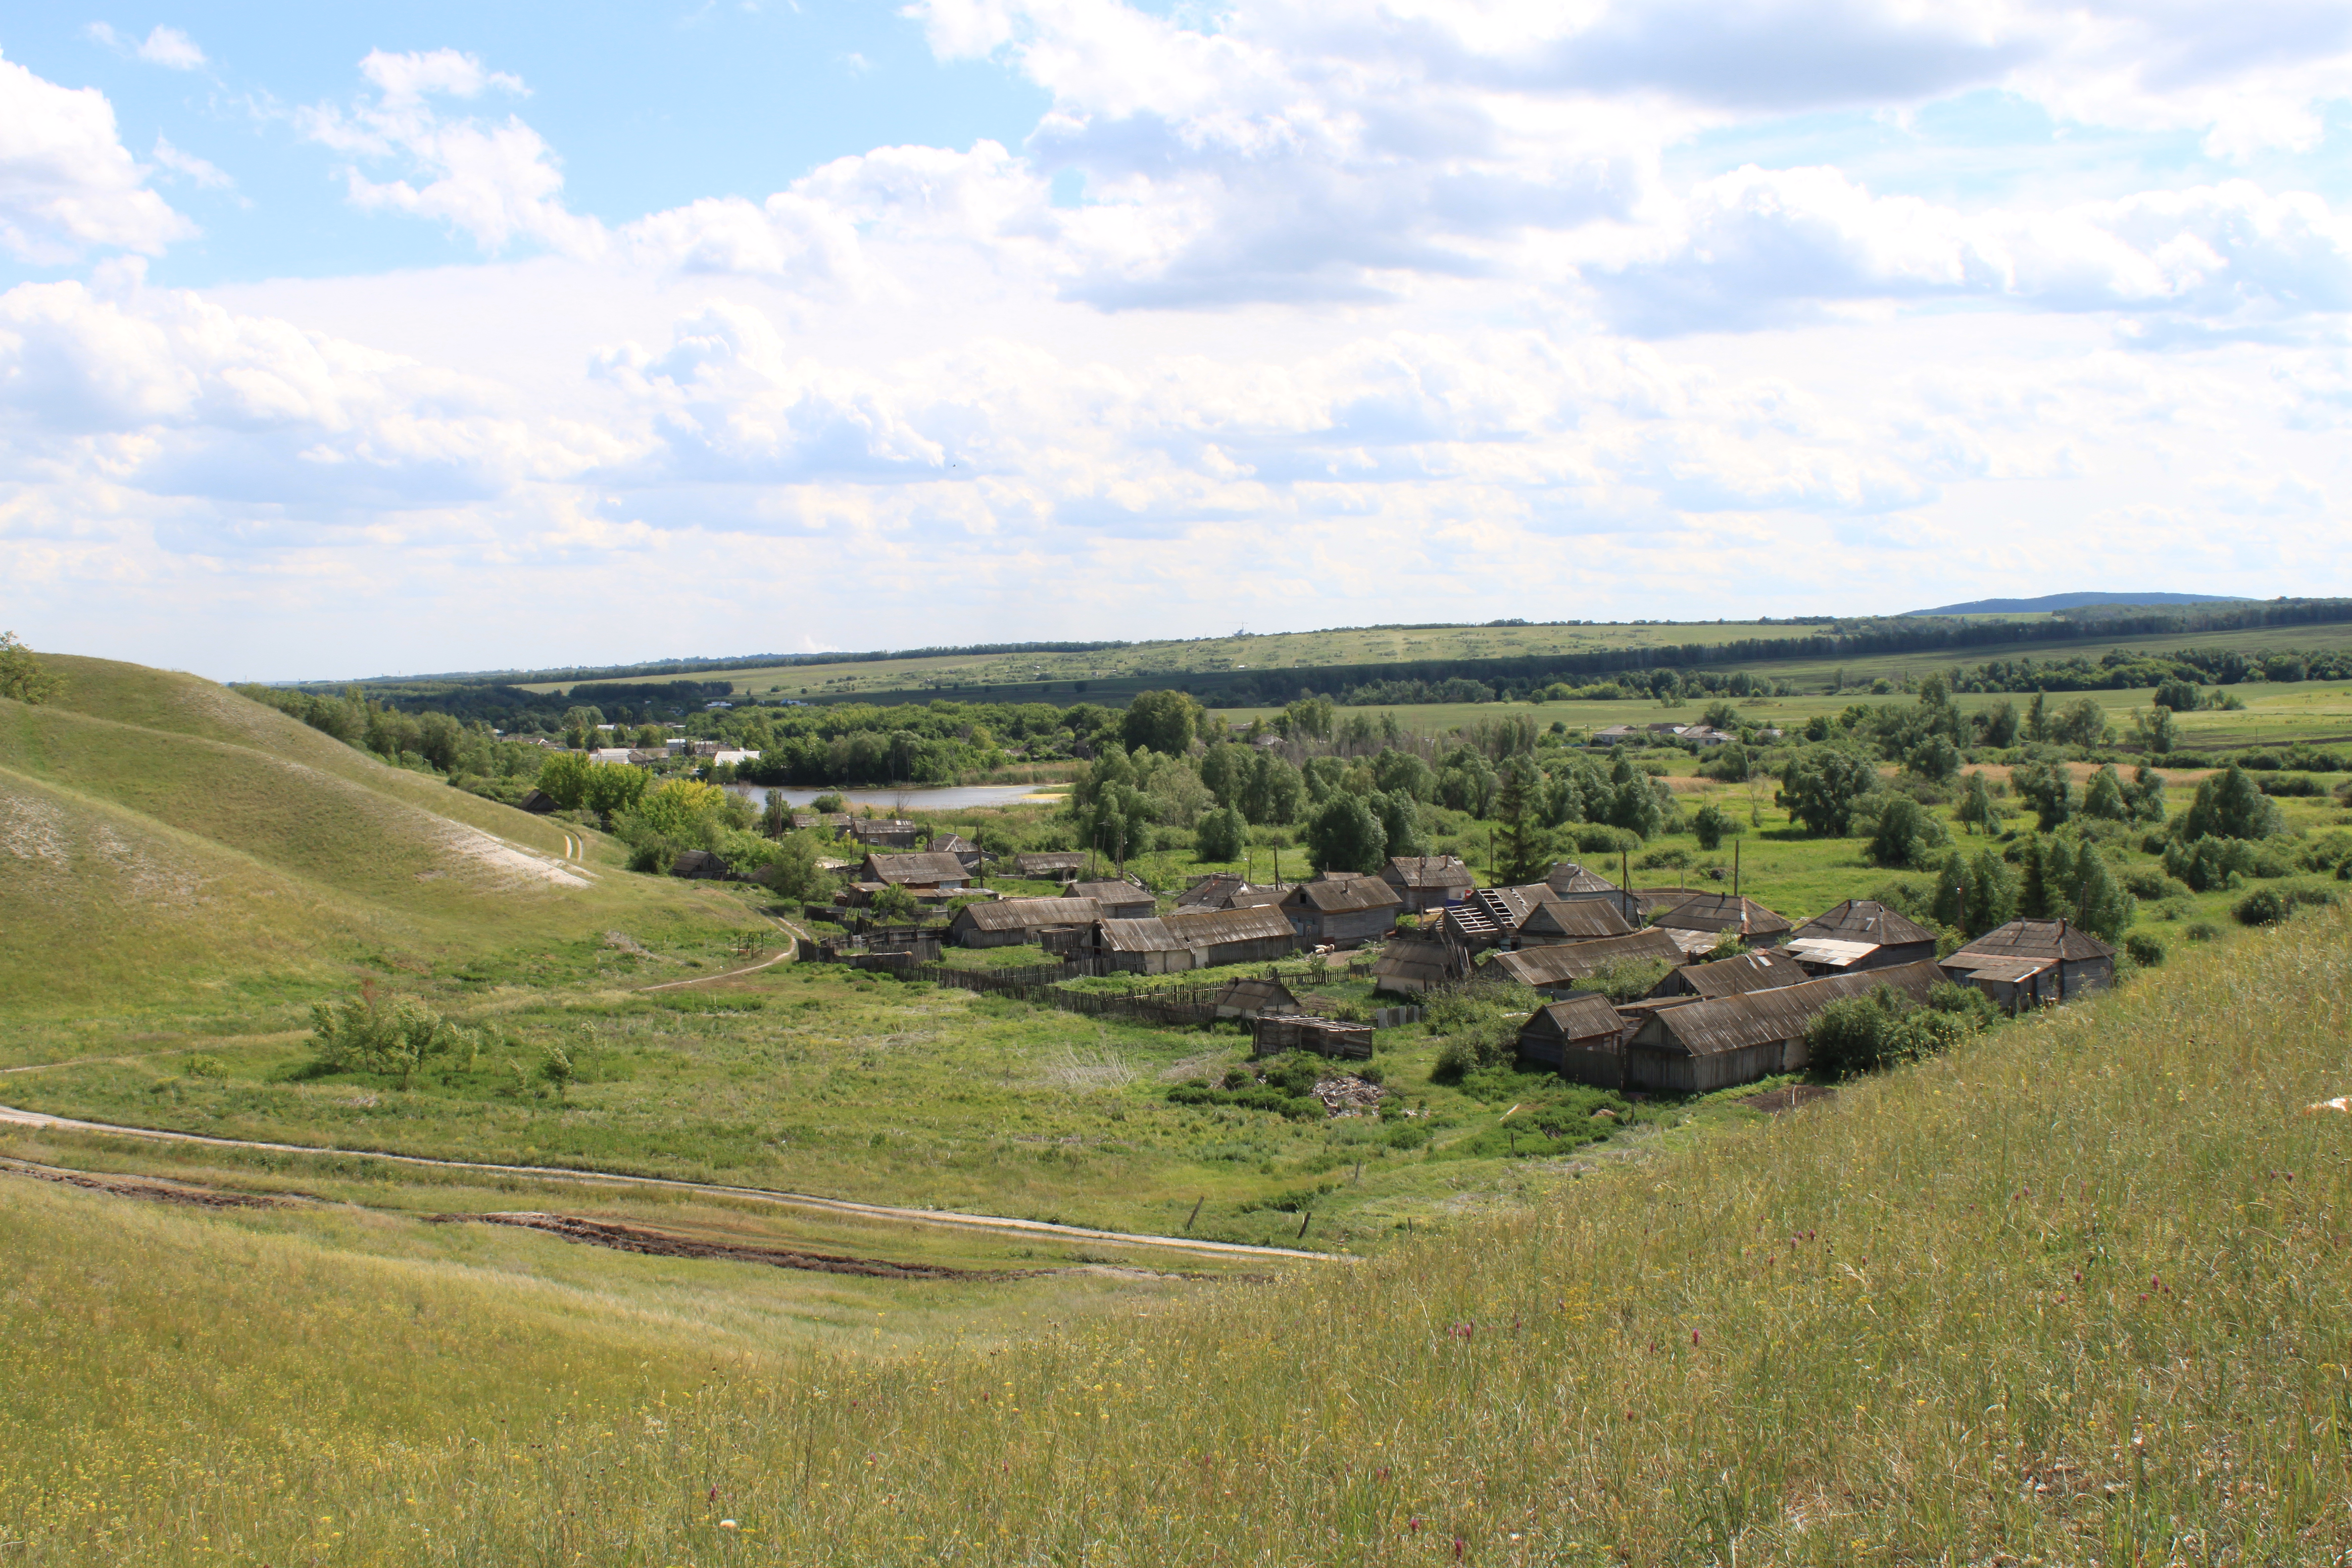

left=0, top=655, right=750, bottom=1020
left=1, top=903, right=2345, bottom=1563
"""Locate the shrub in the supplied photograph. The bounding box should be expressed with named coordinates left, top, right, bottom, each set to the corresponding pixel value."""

left=1570, top=824, right=1639, bottom=855
left=2122, top=868, right=2190, bottom=901
left=1691, top=802, right=1742, bottom=850
left=2123, top=931, right=2166, bottom=967
left=2184, top=920, right=2221, bottom=942
left=2234, top=887, right=2288, bottom=926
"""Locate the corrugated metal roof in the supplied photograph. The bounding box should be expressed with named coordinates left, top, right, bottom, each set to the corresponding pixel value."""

left=1068, top=880, right=1153, bottom=906
left=1166, top=905, right=1296, bottom=945
left=1372, top=936, right=1470, bottom=984
left=1523, top=994, right=1623, bottom=1043
left=1546, top=862, right=1621, bottom=897
left=1096, top=917, right=1177, bottom=952
left=1951, top=920, right=2117, bottom=963
left=1942, top=954, right=2054, bottom=983
left=1285, top=878, right=1405, bottom=914
left=1652, top=893, right=1794, bottom=936
left=1671, top=947, right=1811, bottom=999
left=1636, top=961, right=1945, bottom=1057
left=1488, top=928, right=1683, bottom=985
left=1788, top=899, right=1938, bottom=947
left=953, top=897, right=1102, bottom=931
left=1516, top=899, right=1632, bottom=941
left=1386, top=855, right=1474, bottom=888
left=1782, top=937, right=1879, bottom=969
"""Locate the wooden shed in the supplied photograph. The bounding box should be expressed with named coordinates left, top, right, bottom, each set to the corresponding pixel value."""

left=947, top=896, right=1102, bottom=948
left=1622, top=961, right=1946, bottom=1092
left=1650, top=892, right=1794, bottom=948
left=1515, top=897, right=1634, bottom=944
left=1091, top=918, right=1191, bottom=975
left=1250, top=1015, right=1374, bottom=1061
left=1176, top=872, right=1252, bottom=910
left=930, top=833, right=983, bottom=871
left=518, top=788, right=557, bottom=814
left=1783, top=900, right=1940, bottom=975
left=1648, top=946, right=1811, bottom=1000
left=1369, top=935, right=1471, bottom=995
left=1940, top=920, right=2115, bottom=1012
left=861, top=851, right=969, bottom=889
left=671, top=848, right=730, bottom=880
left=1380, top=855, right=1475, bottom=913
left=1068, top=880, right=1156, bottom=920
left=1279, top=877, right=1404, bottom=948
left=849, top=820, right=920, bottom=849
left=1211, top=977, right=1299, bottom=1019
left=1488, top=928, right=1685, bottom=996
left=1515, top=995, right=1628, bottom=1081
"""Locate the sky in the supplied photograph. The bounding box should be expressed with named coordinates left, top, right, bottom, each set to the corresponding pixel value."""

left=0, top=1, right=2348, bottom=681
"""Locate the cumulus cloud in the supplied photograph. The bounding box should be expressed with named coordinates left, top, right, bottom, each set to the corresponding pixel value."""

left=300, top=49, right=601, bottom=256
left=0, top=50, right=193, bottom=262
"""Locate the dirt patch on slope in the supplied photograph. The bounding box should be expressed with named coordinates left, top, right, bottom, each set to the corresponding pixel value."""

left=0, top=1157, right=291, bottom=1209
left=431, top=1211, right=1027, bottom=1280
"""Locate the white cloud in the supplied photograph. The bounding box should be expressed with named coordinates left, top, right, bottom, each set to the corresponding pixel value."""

left=151, top=135, right=233, bottom=190
left=0, top=49, right=193, bottom=262
left=83, top=23, right=208, bottom=70
left=300, top=50, right=600, bottom=257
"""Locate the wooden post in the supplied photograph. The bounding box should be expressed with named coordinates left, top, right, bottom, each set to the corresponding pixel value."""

left=1297, top=1209, right=1312, bottom=1240
left=1185, top=1195, right=1205, bottom=1232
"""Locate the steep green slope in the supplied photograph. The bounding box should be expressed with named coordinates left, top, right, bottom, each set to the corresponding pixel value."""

left=0, top=656, right=746, bottom=1016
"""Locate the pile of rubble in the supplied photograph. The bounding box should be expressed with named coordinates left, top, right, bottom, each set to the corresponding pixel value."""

left=1311, top=1075, right=1389, bottom=1118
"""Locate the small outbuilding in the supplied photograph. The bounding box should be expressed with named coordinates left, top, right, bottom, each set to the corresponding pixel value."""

left=1279, top=877, right=1405, bottom=948
left=1165, top=905, right=1298, bottom=967
left=1783, top=900, right=1940, bottom=974
left=1515, top=994, right=1629, bottom=1079
left=1380, top=855, right=1475, bottom=912
left=671, top=848, right=730, bottom=880
left=1250, top=1015, right=1374, bottom=1061
left=1210, top=977, right=1299, bottom=1018
left=1369, top=935, right=1472, bottom=995
left=947, top=897, right=1102, bottom=948
left=930, top=833, right=983, bottom=871
left=849, top=820, right=921, bottom=849
left=861, top=851, right=970, bottom=890
left=518, top=788, right=558, bottom=814
left=1940, top=920, right=2116, bottom=1011
left=1012, top=852, right=1088, bottom=882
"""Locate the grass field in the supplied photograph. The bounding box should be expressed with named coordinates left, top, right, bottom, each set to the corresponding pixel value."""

left=3, top=900, right=2347, bottom=1564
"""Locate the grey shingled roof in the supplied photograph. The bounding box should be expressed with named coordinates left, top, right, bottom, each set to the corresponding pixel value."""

left=1638, top=962, right=1945, bottom=1057
left=1788, top=899, right=1938, bottom=948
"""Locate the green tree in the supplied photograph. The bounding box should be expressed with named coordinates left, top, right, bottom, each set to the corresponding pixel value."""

left=1121, top=690, right=1201, bottom=757
left=2066, top=847, right=2135, bottom=942
left=2154, top=677, right=2201, bottom=712
left=2081, top=764, right=2130, bottom=822
left=1867, top=795, right=1946, bottom=870
left=1372, top=790, right=1427, bottom=859
left=1195, top=805, right=1248, bottom=863
left=1281, top=694, right=1335, bottom=741
left=537, top=751, right=593, bottom=811
left=1304, top=792, right=1387, bottom=875
left=1977, top=699, right=2019, bottom=748
left=762, top=789, right=790, bottom=837
left=1492, top=765, right=1554, bottom=884
left=1778, top=746, right=1880, bottom=835
left=1371, top=748, right=1434, bottom=802
left=1692, top=802, right=1742, bottom=851
left=1956, top=771, right=2001, bottom=834
left=2024, top=690, right=2049, bottom=743
left=1906, top=735, right=1962, bottom=783
left=870, top=882, right=920, bottom=923
left=0, top=632, right=61, bottom=705
left=560, top=704, right=604, bottom=751
left=2131, top=704, right=2178, bottom=756
left=1239, top=752, right=1309, bottom=825
left=1199, top=741, right=1248, bottom=808
left=2014, top=762, right=2074, bottom=832
left=2050, top=696, right=2111, bottom=750
left=2180, top=763, right=2283, bottom=841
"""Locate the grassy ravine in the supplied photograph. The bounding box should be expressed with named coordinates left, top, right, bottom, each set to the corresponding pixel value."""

left=5, top=912, right=2349, bottom=1564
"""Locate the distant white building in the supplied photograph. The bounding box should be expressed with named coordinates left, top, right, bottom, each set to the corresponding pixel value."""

left=711, top=749, right=761, bottom=767
left=590, top=747, right=634, bottom=764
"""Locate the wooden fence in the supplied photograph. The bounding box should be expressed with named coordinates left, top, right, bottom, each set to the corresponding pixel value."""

left=904, top=962, right=1234, bottom=1027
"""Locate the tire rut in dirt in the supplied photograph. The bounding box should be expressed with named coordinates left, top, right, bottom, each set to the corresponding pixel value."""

left=431, top=1211, right=1030, bottom=1280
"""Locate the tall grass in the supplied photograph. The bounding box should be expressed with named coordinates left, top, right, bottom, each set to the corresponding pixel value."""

left=6, top=908, right=2350, bottom=1562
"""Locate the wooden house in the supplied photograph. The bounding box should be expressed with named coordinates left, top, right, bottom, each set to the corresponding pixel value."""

left=1648, top=946, right=1810, bottom=1000
left=1515, top=995, right=1628, bottom=1078
left=1649, top=892, right=1793, bottom=948
left=947, top=897, right=1102, bottom=948
left=671, top=848, right=730, bottom=880
left=860, top=851, right=969, bottom=890
left=849, top=819, right=920, bottom=849
left=1067, top=880, right=1156, bottom=920
left=1211, top=977, right=1299, bottom=1019
left=1940, top=920, right=2116, bottom=1012
left=1380, top=855, right=1475, bottom=912
left=1545, top=861, right=1624, bottom=902
left=1515, top=897, right=1633, bottom=945
left=1487, top=928, right=1683, bottom=996
left=1279, top=877, right=1405, bottom=948
left=1177, top=872, right=1251, bottom=910
left=1087, top=905, right=1297, bottom=973
left=1784, top=900, right=1940, bottom=975
left=1620, top=962, right=1946, bottom=1092
left=930, top=833, right=983, bottom=872
left=1369, top=935, right=1471, bottom=995
left=1011, top=852, right=1088, bottom=882
left=518, top=788, right=557, bottom=814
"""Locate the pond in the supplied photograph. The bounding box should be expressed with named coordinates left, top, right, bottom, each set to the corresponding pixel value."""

left=719, top=784, right=1067, bottom=813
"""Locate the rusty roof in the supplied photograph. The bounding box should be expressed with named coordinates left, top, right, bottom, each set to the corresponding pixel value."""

left=1488, top=928, right=1683, bottom=985
left=1633, top=961, right=1945, bottom=1057
left=1951, top=920, right=2117, bottom=963
left=1788, top=899, right=1938, bottom=948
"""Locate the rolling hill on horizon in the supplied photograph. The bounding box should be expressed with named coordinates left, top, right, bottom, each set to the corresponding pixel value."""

left=1903, top=591, right=2257, bottom=616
